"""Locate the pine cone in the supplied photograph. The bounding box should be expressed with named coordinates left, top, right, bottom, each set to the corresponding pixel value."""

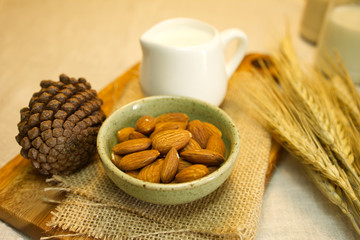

left=15, top=74, right=106, bottom=175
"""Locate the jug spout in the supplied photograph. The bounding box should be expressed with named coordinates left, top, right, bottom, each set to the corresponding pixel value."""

left=139, top=37, right=151, bottom=53
left=139, top=21, right=166, bottom=50
left=139, top=26, right=168, bottom=56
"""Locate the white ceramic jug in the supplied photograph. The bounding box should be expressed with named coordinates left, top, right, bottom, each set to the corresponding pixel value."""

left=139, top=18, right=248, bottom=106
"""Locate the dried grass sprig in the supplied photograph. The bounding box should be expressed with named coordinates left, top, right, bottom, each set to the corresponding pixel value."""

left=236, top=36, right=360, bottom=235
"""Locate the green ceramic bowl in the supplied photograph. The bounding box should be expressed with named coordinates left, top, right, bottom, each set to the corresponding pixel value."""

left=97, top=95, right=240, bottom=205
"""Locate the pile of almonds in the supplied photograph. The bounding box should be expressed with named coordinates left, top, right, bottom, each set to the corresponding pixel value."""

left=111, top=112, right=226, bottom=183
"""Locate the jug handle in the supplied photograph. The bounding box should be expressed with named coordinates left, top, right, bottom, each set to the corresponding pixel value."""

left=220, top=29, right=248, bottom=79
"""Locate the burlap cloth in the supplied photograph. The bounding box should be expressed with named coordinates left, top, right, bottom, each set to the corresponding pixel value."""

left=45, top=72, right=272, bottom=239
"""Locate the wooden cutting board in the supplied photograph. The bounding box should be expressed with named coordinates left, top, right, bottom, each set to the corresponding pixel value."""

left=0, top=54, right=282, bottom=239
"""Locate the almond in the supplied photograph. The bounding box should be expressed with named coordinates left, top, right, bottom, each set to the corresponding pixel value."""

left=117, top=150, right=160, bottom=171
left=138, top=158, right=164, bottom=183
left=135, top=115, right=155, bottom=135
left=161, top=147, right=180, bottom=183
left=175, top=164, right=209, bottom=183
left=187, top=120, right=210, bottom=148
left=206, top=134, right=226, bottom=157
left=152, top=129, right=191, bottom=154
left=203, top=122, right=222, bottom=137
left=155, top=112, right=189, bottom=124
left=116, top=127, right=135, bottom=143
left=180, top=149, right=225, bottom=166
left=129, top=131, right=147, bottom=140
left=177, top=159, right=193, bottom=173
left=111, top=152, right=122, bottom=166
left=112, top=138, right=152, bottom=155
left=207, top=166, right=219, bottom=174
left=181, top=138, right=202, bottom=152
left=125, top=170, right=140, bottom=178
left=149, top=121, right=187, bottom=138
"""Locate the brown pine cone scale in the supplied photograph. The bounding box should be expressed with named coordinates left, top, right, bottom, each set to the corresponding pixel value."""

left=16, top=74, right=105, bottom=175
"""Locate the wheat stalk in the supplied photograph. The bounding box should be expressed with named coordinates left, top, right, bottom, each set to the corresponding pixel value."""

left=326, top=68, right=360, bottom=174
left=242, top=73, right=354, bottom=196
left=312, top=73, right=360, bottom=197
left=331, top=75, right=360, bottom=132
left=236, top=36, right=360, bottom=235
left=313, top=59, right=360, bottom=199
left=305, top=165, right=360, bottom=233
left=277, top=37, right=360, bottom=195
left=331, top=53, right=360, bottom=111
left=319, top=50, right=360, bottom=129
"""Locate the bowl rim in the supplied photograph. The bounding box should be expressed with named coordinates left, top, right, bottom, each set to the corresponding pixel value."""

left=97, top=95, right=240, bottom=192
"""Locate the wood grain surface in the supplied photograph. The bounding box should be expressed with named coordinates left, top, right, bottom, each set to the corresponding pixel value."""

left=0, top=54, right=282, bottom=239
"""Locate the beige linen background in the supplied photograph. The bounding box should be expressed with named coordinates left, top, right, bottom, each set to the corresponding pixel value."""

left=0, top=0, right=358, bottom=239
